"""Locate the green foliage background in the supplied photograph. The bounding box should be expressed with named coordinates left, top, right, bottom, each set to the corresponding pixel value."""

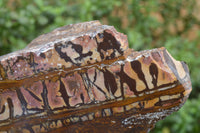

left=0, top=0, right=200, bottom=132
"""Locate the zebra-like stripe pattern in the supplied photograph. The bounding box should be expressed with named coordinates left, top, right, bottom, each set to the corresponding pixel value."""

left=0, top=21, right=191, bottom=133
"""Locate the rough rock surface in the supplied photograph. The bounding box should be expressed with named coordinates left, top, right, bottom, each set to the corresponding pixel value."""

left=0, top=21, right=192, bottom=133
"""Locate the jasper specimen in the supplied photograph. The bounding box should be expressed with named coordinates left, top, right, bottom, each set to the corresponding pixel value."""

left=0, top=21, right=192, bottom=133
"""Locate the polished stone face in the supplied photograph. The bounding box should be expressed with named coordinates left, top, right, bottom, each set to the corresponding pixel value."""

left=0, top=21, right=192, bottom=133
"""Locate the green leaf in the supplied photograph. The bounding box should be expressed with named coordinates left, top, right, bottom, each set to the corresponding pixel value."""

left=37, top=15, right=48, bottom=25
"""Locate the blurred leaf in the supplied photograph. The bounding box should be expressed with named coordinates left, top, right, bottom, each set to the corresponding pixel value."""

left=37, top=15, right=48, bottom=25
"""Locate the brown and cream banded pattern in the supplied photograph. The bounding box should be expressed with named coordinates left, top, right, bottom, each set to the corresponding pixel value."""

left=0, top=21, right=192, bottom=133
